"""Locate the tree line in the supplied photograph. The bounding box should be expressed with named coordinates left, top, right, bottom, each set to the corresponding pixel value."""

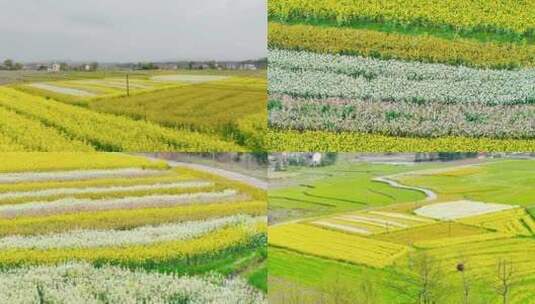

left=0, top=59, right=23, bottom=70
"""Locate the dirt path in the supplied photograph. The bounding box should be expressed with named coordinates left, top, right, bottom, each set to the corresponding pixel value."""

left=373, top=176, right=437, bottom=201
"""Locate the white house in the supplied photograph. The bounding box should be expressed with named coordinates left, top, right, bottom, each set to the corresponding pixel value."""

left=311, top=153, right=322, bottom=166
left=240, top=63, right=257, bottom=70
left=48, top=63, right=61, bottom=72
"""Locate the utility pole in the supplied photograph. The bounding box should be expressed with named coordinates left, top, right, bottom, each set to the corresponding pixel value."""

left=126, top=74, right=130, bottom=96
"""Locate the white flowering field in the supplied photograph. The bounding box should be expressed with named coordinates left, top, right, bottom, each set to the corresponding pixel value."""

left=0, top=153, right=267, bottom=303
left=0, top=263, right=264, bottom=304
left=268, top=49, right=535, bottom=143
left=268, top=0, right=535, bottom=150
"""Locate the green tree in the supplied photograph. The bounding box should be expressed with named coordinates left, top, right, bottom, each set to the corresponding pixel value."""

left=408, top=252, right=445, bottom=304
left=3, top=59, right=13, bottom=69
left=90, top=62, right=99, bottom=71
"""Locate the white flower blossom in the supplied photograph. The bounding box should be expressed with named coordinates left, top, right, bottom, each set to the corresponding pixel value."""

left=0, top=263, right=266, bottom=304
left=0, top=168, right=165, bottom=184
left=0, top=189, right=240, bottom=218
left=269, top=96, right=535, bottom=138
left=0, top=215, right=264, bottom=249
left=0, top=181, right=213, bottom=201
left=268, top=49, right=535, bottom=105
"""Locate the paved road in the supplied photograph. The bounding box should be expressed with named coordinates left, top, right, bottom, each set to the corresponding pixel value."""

left=158, top=159, right=267, bottom=190
left=373, top=176, right=437, bottom=201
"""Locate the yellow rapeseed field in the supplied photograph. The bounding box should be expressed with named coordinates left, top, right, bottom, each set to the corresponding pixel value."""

left=269, top=223, right=408, bottom=267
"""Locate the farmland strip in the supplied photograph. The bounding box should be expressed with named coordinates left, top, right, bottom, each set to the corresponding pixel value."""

left=0, top=180, right=213, bottom=201
left=0, top=87, right=242, bottom=152
left=0, top=263, right=266, bottom=303
left=269, top=49, right=535, bottom=105
left=269, top=0, right=535, bottom=38
left=0, top=172, right=192, bottom=194
left=0, top=106, right=94, bottom=151
left=337, top=215, right=406, bottom=228
left=0, top=189, right=240, bottom=218
left=269, top=223, right=408, bottom=267
left=28, top=83, right=95, bottom=96
left=270, top=96, right=535, bottom=139
left=0, top=215, right=262, bottom=249
left=151, top=75, right=230, bottom=83
left=266, top=129, right=535, bottom=152
left=369, top=211, right=434, bottom=223
left=0, top=200, right=266, bottom=236
left=414, top=232, right=514, bottom=249
left=269, top=22, right=535, bottom=69
left=0, top=224, right=266, bottom=264
left=459, top=208, right=535, bottom=236
left=0, top=168, right=165, bottom=184
left=310, top=220, right=372, bottom=235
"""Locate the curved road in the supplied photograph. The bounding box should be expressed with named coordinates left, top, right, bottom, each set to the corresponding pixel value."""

left=373, top=176, right=437, bottom=201
left=142, top=156, right=267, bottom=190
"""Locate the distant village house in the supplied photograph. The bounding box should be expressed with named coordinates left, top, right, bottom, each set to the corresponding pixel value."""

left=48, top=63, right=61, bottom=72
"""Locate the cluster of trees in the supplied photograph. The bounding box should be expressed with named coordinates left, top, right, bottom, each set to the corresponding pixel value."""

left=135, top=62, right=158, bottom=70
left=74, top=62, right=98, bottom=71
left=0, top=59, right=23, bottom=70
left=133, top=61, right=219, bottom=70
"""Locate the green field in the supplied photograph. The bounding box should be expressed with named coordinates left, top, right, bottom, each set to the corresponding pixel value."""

left=269, top=161, right=440, bottom=223
left=0, top=70, right=266, bottom=152
left=395, top=160, right=535, bottom=206
left=268, top=156, right=535, bottom=304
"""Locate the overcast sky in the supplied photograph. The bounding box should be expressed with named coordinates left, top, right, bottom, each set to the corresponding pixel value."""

left=0, top=0, right=267, bottom=62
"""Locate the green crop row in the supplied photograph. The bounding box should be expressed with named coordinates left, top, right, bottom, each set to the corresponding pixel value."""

left=265, top=130, right=535, bottom=152
left=269, top=0, right=535, bottom=39
left=269, top=22, right=535, bottom=69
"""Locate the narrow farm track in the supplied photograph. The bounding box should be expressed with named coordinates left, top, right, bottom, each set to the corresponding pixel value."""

left=372, top=162, right=489, bottom=202
left=372, top=176, right=437, bottom=201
